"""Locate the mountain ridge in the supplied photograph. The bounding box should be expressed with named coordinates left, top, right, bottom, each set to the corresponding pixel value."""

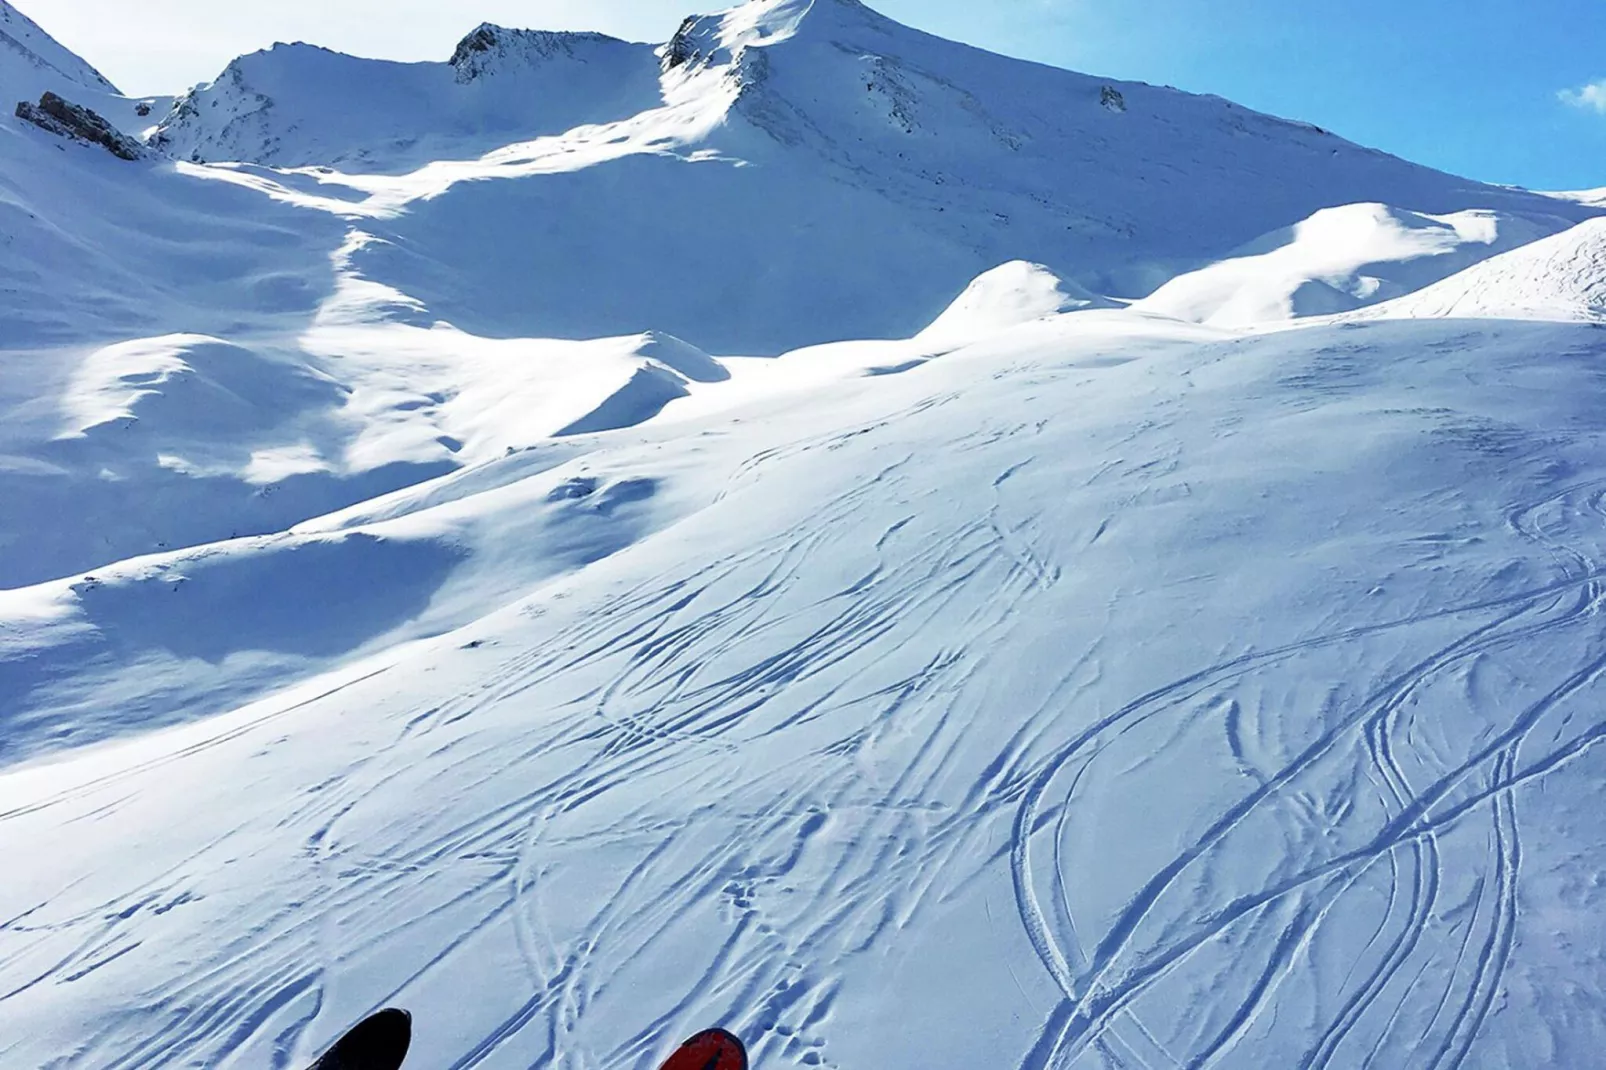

left=0, top=0, right=119, bottom=100
left=128, top=0, right=1597, bottom=354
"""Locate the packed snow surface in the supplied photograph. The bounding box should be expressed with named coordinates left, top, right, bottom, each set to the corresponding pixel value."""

left=4, top=1, right=1606, bottom=1068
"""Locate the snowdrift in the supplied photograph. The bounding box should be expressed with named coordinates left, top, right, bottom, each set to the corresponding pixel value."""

left=1361, top=216, right=1606, bottom=322
left=1136, top=203, right=1565, bottom=327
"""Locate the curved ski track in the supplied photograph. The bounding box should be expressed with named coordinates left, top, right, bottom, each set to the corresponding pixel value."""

left=1013, top=480, right=1606, bottom=1068
left=5, top=330, right=1606, bottom=1068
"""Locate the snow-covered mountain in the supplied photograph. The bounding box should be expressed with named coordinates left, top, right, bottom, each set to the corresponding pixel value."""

left=139, top=0, right=1588, bottom=354
left=150, top=28, right=664, bottom=172
left=0, top=0, right=117, bottom=102
left=5, top=2, right=1606, bottom=1068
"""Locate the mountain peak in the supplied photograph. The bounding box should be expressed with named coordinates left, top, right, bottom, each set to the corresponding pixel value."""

left=717, top=0, right=873, bottom=45
left=448, top=23, right=629, bottom=82
left=662, top=0, right=881, bottom=73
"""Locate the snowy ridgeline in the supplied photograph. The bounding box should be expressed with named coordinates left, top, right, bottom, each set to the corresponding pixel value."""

left=3, top=1, right=1606, bottom=1068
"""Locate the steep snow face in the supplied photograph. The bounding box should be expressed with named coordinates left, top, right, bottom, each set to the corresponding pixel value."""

left=692, top=0, right=1584, bottom=291
left=1136, top=203, right=1562, bottom=328
left=1361, top=217, right=1606, bottom=322
left=151, top=29, right=664, bottom=171
left=449, top=24, right=631, bottom=81
left=346, top=0, right=1595, bottom=351
left=664, top=0, right=873, bottom=63
left=0, top=0, right=117, bottom=101
left=0, top=119, right=348, bottom=348
left=1, top=2, right=169, bottom=138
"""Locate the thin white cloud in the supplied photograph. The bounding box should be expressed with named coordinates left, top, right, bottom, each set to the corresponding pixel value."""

left=1560, top=79, right=1606, bottom=114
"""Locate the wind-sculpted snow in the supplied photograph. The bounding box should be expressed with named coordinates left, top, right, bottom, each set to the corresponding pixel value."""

left=0, top=123, right=346, bottom=347
left=0, top=440, right=680, bottom=761
left=1359, top=217, right=1606, bottom=323
left=6, top=316, right=1606, bottom=1068
left=1547, top=187, right=1606, bottom=209
left=1136, top=203, right=1568, bottom=328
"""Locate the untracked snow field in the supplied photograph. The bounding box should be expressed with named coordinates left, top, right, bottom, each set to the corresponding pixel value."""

left=5, top=0, right=1606, bottom=1067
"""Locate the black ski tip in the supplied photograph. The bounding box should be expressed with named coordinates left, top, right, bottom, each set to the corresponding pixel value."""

left=310, top=1007, right=412, bottom=1070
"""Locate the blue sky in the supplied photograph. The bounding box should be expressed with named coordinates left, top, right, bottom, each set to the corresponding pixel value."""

left=36, top=0, right=1606, bottom=191
left=916, top=0, right=1606, bottom=193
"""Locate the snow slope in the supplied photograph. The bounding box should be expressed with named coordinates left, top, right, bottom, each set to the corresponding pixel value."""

left=8, top=312, right=1606, bottom=1069
left=1547, top=187, right=1606, bottom=209
left=5, top=2, right=1606, bottom=1068
left=1, top=1, right=168, bottom=137
left=0, top=0, right=117, bottom=102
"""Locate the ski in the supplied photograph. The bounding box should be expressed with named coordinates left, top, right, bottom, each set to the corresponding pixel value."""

left=658, top=1028, right=748, bottom=1070
left=299, top=1010, right=738, bottom=1070
left=306, top=1008, right=411, bottom=1070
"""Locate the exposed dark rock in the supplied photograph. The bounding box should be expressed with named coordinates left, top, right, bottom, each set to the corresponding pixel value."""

left=14, top=91, right=144, bottom=159
left=662, top=16, right=704, bottom=71
left=449, top=24, right=499, bottom=67
left=1099, top=85, right=1127, bottom=113
left=448, top=23, right=620, bottom=83
left=145, top=92, right=198, bottom=156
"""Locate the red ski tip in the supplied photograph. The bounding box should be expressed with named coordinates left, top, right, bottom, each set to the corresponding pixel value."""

left=658, top=1028, right=748, bottom=1070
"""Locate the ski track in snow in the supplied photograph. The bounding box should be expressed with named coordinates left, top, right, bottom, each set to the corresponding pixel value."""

left=6, top=2, right=1606, bottom=1067
left=1014, top=475, right=1606, bottom=1069
left=4, top=320, right=1606, bottom=1068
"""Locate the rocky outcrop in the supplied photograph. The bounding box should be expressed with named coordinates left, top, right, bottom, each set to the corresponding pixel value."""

left=448, top=24, right=502, bottom=69
left=661, top=16, right=706, bottom=72
left=14, top=91, right=143, bottom=159
left=448, top=23, right=623, bottom=83
left=145, top=62, right=275, bottom=164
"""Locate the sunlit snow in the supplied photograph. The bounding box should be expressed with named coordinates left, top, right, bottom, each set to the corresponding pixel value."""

left=2, top=1, right=1606, bottom=1068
